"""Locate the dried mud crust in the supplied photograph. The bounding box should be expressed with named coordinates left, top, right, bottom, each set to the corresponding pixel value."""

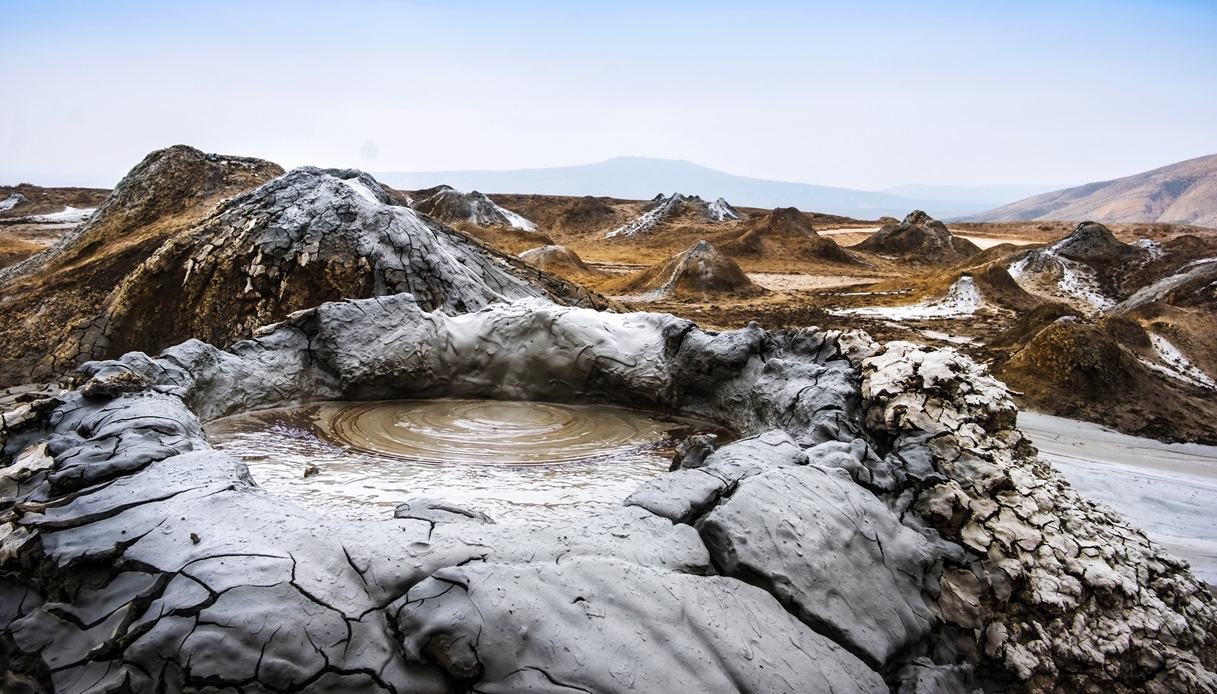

left=1, top=297, right=1214, bottom=693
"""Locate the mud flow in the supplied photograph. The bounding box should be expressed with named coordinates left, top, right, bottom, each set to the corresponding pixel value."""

left=207, top=398, right=726, bottom=524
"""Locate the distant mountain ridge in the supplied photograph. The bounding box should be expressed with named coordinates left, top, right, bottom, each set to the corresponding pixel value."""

left=969, top=154, right=1217, bottom=228
left=377, top=157, right=1025, bottom=219
left=881, top=183, right=1067, bottom=206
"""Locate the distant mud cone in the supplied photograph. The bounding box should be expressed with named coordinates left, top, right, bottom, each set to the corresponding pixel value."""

left=554, top=196, right=618, bottom=233
left=1050, top=221, right=1138, bottom=263
left=412, top=185, right=538, bottom=231
left=855, top=210, right=979, bottom=261
left=720, top=207, right=858, bottom=265
left=605, top=193, right=739, bottom=239
left=519, top=245, right=607, bottom=282
left=603, top=240, right=766, bottom=300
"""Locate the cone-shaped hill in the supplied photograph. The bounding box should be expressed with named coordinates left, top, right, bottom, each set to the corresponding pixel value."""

left=601, top=240, right=766, bottom=300
left=519, top=245, right=608, bottom=283
left=854, top=210, right=980, bottom=262
left=605, top=193, right=742, bottom=239
left=553, top=196, right=620, bottom=234
left=719, top=207, right=858, bottom=265
left=411, top=185, right=539, bottom=231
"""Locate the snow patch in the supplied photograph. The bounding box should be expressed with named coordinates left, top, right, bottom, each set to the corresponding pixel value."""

left=830, top=276, right=982, bottom=320
left=0, top=193, right=25, bottom=212
left=1142, top=334, right=1217, bottom=390
left=1055, top=258, right=1113, bottom=310
left=1133, top=239, right=1163, bottom=260
left=497, top=205, right=538, bottom=231
left=28, top=206, right=97, bottom=224
left=920, top=330, right=980, bottom=346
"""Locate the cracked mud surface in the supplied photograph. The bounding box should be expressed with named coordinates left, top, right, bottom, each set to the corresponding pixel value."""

left=2, top=297, right=1215, bottom=693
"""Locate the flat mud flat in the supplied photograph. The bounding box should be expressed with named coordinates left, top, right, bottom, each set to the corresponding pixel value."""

left=819, top=225, right=1040, bottom=250
left=747, top=272, right=876, bottom=292
left=1020, top=411, right=1217, bottom=584
left=956, top=235, right=1040, bottom=249
left=207, top=398, right=724, bottom=524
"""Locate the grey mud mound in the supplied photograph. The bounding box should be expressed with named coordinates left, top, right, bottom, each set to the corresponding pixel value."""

left=1, top=296, right=1215, bottom=693
left=701, top=464, right=940, bottom=668
left=1050, top=220, right=1138, bottom=264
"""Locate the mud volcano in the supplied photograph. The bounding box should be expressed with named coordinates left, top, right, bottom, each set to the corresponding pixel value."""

left=207, top=399, right=721, bottom=523
left=2, top=295, right=1215, bottom=693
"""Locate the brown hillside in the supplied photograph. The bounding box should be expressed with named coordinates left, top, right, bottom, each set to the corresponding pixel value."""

left=0, top=145, right=284, bottom=385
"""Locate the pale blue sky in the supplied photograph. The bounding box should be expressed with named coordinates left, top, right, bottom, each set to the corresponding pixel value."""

left=2, top=0, right=1214, bottom=189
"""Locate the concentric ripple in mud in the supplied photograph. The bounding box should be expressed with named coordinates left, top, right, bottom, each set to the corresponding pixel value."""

left=206, top=399, right=725, bottom=524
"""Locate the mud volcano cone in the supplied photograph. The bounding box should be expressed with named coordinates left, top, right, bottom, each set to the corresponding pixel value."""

left=720, top=207, right=857, bottom=264
left=855, top=209, right=980, bottom=261
left=519, top=245, right=607, bottom=281
left=605, top=240, right=767, bottom=299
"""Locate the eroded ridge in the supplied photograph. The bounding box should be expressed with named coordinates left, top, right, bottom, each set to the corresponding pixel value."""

left=1, top=297, right=1214, bottom=693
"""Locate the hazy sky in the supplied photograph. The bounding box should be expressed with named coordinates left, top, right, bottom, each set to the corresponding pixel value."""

left=3, top=0, right=1215, bottom=189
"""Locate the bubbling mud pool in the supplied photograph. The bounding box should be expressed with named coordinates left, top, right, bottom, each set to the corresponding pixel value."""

left=206, top=399, right=727, bottom=524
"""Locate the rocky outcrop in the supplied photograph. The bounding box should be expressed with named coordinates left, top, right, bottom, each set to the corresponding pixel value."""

left=411, top=185, right=538, bottom=231
left=997, top=316, right=1217, bottom=444
left=1, top=296, right=1214, bottom=692
left=1050, top=221, right=1139, bottom=263
left=601, top=240, right=767, bottom=300
left=604, top=192, right=689, bottom=238
left=0, top=185, right=109, bottom=220
left=855, top=210, right=980, bottom=262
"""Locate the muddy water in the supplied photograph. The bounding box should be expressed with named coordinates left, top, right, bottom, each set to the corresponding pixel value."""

left=206, top=399, right=725, bottom=524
